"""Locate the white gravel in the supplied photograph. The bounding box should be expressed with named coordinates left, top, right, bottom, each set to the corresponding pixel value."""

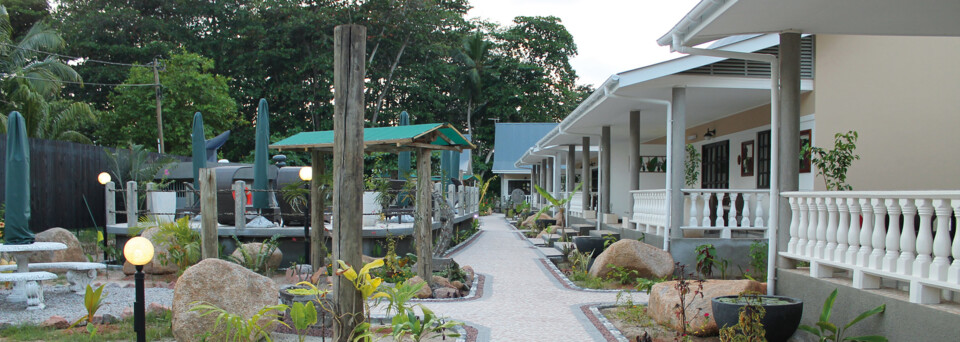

left=0, top=283, right=174, bottom=325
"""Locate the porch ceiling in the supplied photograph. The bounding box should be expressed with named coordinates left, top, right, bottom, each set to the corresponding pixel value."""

left=660, top=0, right=960, bottom=47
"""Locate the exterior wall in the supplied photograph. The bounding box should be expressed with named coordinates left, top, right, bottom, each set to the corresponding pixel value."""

left=814, top=35, right=960, bottom=190
left=498, top=173, right=531, bottom=200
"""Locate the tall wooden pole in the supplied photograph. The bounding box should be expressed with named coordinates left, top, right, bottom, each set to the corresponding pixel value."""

left=415, top=147, right=434, bottom=285
left=310, top=151, right=326, bottom=272
left=199, top=168, right=218, bottom=259
left=153, top=58, right=164, bottom=154
left=331, top=24, right=365, bottom=341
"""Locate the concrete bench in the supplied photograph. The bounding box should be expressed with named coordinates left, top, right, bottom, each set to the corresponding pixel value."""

left=0, top=271, right=57, bottom=310
left=0, top=262, right=106, bottom=294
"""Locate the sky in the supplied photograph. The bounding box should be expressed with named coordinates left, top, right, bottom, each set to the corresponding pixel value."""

left=467, top=0, right=701, bottom=87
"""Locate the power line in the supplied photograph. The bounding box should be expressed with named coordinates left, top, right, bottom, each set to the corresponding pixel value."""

left=0, top=42, right=153, bottom=68
left=2, top=74, right=157, bottom=87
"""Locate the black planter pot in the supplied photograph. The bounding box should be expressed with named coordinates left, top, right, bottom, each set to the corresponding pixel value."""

left=711, top=295, right=803, bottom=342
left=535, top=219, right=557, bottom=229
left=572, top=236, right=606, bottom=258
left=278, top=284, right=334, bottom=328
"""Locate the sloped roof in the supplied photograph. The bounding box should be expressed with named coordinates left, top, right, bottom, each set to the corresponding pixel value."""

left=270, top=123, right=474, bottom=152
left=492, top=123, right=557, bottom=174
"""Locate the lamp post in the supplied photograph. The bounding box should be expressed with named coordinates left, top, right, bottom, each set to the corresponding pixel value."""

left=98, top=172, right=112, bottom=261
left=299, top=166, right=312, bottom=264
left=123, top=237, right=154, bottom=342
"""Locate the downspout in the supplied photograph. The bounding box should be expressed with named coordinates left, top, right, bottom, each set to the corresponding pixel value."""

left=671, top=35, right=780, bottom=295
left=603, top=91, right=673, bottom=251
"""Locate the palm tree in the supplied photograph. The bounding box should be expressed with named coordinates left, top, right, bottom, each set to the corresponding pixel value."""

left=455, top=31, right=491, bottom=172
left=0, top=5, right=95, bottom=143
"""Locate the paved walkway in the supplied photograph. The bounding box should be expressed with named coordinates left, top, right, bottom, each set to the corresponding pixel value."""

left=419, top=214, right=647, bottom=342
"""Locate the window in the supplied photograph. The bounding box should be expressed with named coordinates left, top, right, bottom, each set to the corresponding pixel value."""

left=757, top=130, right=771, bottom=189
left=701, top=141, right=730, bottom=189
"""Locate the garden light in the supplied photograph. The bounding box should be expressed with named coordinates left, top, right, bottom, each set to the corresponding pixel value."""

left=97, top=172, right=112, bottom=185
left=299, top=166, right=313, bottom=181
left=123, top=236, right=154, bottom=342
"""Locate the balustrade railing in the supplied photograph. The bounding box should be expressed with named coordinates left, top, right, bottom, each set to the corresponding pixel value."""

left=630, top=190, right=667, bottom=235
left=780, top=191, right=960, bottom=304
left=569, top=191, right=584, bottom=217
left=682, top=189, right=769, bottom=238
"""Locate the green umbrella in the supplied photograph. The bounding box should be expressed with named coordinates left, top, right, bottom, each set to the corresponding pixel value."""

left=4, top=111, right=34, bottom=244
left=397, top=111, right=411, bottom=179
left=252, top=99, right=269, bottom=209
left=192, top=112, right=205, bottom=192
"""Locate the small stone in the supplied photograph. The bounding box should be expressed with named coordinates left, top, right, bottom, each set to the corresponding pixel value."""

left=430, top=276, right=452, bottom=289
left=91, top=315, right=103, bottom=324
left=403, top=276, right=434, bottom=298
left=450, top=280, right=466, bottom=291
left=148, top=302, right=171, bottom=315
left=124, top=283, right=136, bottom=288
left=101, top=314, right=121, bottom=325
left=41, top=316, right=69, bottom=329
left=104, top=282, right=120, bottom=288
left=432, top=287, right=460, bottom=299
left=462, top=266, right=475, bottom=285
left=121, top=307, right=134, bottom=320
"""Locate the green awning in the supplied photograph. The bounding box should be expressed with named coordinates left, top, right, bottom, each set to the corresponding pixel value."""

left=270, top=123, right=474, bottom=152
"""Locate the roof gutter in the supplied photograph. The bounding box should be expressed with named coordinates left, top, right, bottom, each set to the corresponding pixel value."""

left=664, top=33, right=780, bottom=296
left=656, top=0, right=730, bottom=47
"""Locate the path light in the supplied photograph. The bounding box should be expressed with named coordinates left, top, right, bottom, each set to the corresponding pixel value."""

left=299, top=166, right=313, bottom=263
left=124, top=237, right=154, bottom=342
left=97, top=172, right=112, bottom=185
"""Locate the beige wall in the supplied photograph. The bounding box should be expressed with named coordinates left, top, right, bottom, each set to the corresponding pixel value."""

left=814, top=35, right=960, bottom=190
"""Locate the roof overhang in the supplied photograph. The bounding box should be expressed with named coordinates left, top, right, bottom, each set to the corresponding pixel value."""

left=270, top=123, right=475, bottom=153
left=659, top=0, right=960, bottom=47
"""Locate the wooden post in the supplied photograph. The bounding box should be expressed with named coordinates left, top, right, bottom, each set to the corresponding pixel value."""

left=310, top=150, right=326, bottom=272
left=200, top=168, right=218, bottom=259
left=126, top=181, right=137, bottom=229
left=416, top=147, right=433, bottom=285
left=332, top=24, right=366, bottom=341
left=105, top=182, right=116, bottom=225
left=234, top=180, right=246, bottom=231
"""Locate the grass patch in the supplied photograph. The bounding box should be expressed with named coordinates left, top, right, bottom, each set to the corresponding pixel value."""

left=0, top=311, right=173, bottom=341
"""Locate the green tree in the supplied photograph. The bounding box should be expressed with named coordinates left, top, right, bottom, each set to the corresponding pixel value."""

left=0, top=0, right=49, bottom=39
left=0, top=4, right=95, bottom=143
left=101, top=52, right=240, bottom=155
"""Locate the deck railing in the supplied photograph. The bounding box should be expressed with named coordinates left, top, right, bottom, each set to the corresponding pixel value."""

left=682, top=189, right=769, bottom=238
left=630, top=190, right=667, bottom=235
left=780, top=191, right=960, bottom=304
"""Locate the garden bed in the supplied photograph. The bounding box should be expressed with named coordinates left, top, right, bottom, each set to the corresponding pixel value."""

left=585, top=304, right=719, bottom=342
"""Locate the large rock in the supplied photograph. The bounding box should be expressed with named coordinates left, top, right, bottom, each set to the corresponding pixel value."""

left=521, top=213, right=553, bottom=228
left=172, top=259, right=279, bottom=342
left=123, top=227, right=178, bottom=275
left=29, top=228, right=84, bottom=264
left=403, top=276, right=434, bottom=299
left=230, top=242, right=283, bottom=270
left=589, top=240, right=674, bottom=280
left=462, top=265, right=475, bottom=285
left=647, top=279, right=765, bottom=336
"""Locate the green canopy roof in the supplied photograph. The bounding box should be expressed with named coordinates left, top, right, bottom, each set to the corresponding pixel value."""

left=270, top=123, right=474, bottom=152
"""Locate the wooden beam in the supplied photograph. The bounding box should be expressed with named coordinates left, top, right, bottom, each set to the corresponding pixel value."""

left=406, top=142, right=462, bottom=152
left=310, top=151, right=325, bottom=272
left=199, top=168, right=218, bottom=260
left=415, top=147, right=433, bottom=285
left=331, top=24, right=365, bottom=341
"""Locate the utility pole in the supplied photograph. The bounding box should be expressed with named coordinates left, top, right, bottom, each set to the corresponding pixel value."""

left=153, top=58, right=165, bottom=154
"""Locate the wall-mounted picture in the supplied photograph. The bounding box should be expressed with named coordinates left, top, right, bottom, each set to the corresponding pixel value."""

left=740, top=140, right=754, bottom=177
left=799, top=129, right=812, bottom=173
left=639, top=156, right=667, bottom=173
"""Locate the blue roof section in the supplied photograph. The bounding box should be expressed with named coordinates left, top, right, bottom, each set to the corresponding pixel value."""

left=493, top=123, right=558, bottom=174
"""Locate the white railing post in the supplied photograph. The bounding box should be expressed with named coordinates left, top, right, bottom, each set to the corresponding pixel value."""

left=845, top=198, right=861, bottom=263
left=105, top=182, right=116, bottom=225
left=814, top=197, right=828, bottom=259
left=806, top=197, right=819, bottom=258
left=930, top=199, right=952, bottom=281
left=741, top=193, right=753, bottom=228
left=898, top=198, right=917, bottom=276
left=869, top=198, right=887, bottom=269
left=689, top=192, right=699, bottom=227
left=787, top=197, right=799, bottom=254
left=755, top=194, right=766, bottom=234
left=825, top=197, right=839, bottom=261
left=948, top=201, right=960, bottom=283
left=835, top=197, right=850, bottom=262
left=701, top=192, right=711, bottom=227
left=914, top=199, right=934, bottom=278
left=126, top=181, right=138, bottom=229
left=857, top=198, right=874, bottom=267
left=725, top=192, right=738, bottom=239
left=882, top=198, right=902, bottom=272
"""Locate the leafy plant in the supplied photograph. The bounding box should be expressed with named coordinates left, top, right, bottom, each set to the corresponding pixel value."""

left=390, top=305, right=462, bottom=342
left=569, top=250, right=591, bottom=275
left=695, top=244, right=717, bottom=279
left=719, top=292, right=767, bottom=342
left=154, top=216, right=201, bottom=275
left=433, top=260, right=467, bottom=283
left=289, top=301, right=318, bottom=342
left=685, top=144, right=701, bottom=187
left=189, top=302, right=289, bottom=342
left=602, top=233, right=618, bottom=248
left=606, top=264, right=639, bottom=285
left=801, top=130, right=860, bottom=191
left=475, top=174, right=497, bottom=213
left=748, top=241, right=768, bottom=281
left=634, top=276, right=670, bottom=293
left=532, top=182, right=582, bottom=227
left=227, top=235, right=281, bottom=275
left=381, top=281, right=426, bottom=317
left=798, top=289, right=887, bottom=342
left=673, top=263, right=706, bottom=337
left=70, top=284, right=107, bottom=328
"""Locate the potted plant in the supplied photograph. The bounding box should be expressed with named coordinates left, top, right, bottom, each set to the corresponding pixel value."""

left=712, top=293, right=803, bottom=342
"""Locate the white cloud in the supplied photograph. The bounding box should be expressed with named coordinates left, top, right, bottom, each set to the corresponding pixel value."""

left=468, top=0, right=701, bottom=87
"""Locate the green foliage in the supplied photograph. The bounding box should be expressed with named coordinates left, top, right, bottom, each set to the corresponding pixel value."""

left=602, top=233, right=618, bottom=248
left=799, top=289, right=887, bottom=342
left=69, top=284, right=107, bottom=328
left=101, top=52, right=240, bottom=155
left=749, top=241, right=768, bottom=281
left=189, top=301, right=289, bottom=342
left=532, top=183, right=582, bottom=224
left=433, top=260, right=467, bottom=283
left=695, top=244, right=717, bottom=279
left=685, top=144, right=702, bottom=187
left=227, top=235, right=281, bottom=276
left=390, top=305, right=462, bottom=342
left=381, top=281, right=425, bottom=317
left=154, top=216, right=201, bottom=275
left=104, top=143, right=175, bottom=199
left=606, top=264, right=639, bottom=285
left=801, top=130, right=860, bottom=191
left=289, top=301, right=317, bottom=342
left=634, top=276, right=670, bottom=293
left=719, top=293, right=767, bottom=342
left=0, top=311, right=173, bottom=341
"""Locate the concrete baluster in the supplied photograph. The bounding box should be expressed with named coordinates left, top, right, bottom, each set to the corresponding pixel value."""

left=930, top=199, right=952, bottom=281
left=796, top=196, right=809, bottom=257
left=868, top=198, right=887, bottom=269
left=806, top=197, right=819, bottom=257
left=689, top=192, right=699, bottom=227
left=702, top=192, right=712, bottom=227
left=741, top=193, right=752, bottom=228
left=845, top=198, right=861, bottom=263
left=835, top=197, right=850, bottom=262
left=825, top=197, right=838, bottom=261
left=897, top=198, right=917, bottom=276
left=947, top=200, right=960, bottom=283
left=857, top=198, right=874, bottom=267
left=787, top=197, right=799, bottom=255
left=914, top=199, right=934, bottom=278
left=882, top=198, right=902, bottom=272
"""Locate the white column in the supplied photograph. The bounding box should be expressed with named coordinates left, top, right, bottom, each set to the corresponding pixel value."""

left=666, top=87, right=686, bottom=245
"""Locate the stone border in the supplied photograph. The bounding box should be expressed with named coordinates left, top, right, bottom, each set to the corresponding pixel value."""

left=279, top=319, right=473, bottom=342
left=538, top=259, right=643, bottom=294
left=442, top=230, right=485, bottom=258
left=410, top=273, right=486, bottom=303
left=581, top=304, right=630, bottom=342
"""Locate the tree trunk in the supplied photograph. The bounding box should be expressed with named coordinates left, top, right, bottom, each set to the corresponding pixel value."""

left=415, top=147, right=433, bottom=286
left=371, top=33, right=411, bottom=125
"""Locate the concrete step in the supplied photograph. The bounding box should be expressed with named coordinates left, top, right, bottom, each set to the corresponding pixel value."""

left=588, top=230, right=620, bottom=240
left=570, top=224, right=594, bottom=236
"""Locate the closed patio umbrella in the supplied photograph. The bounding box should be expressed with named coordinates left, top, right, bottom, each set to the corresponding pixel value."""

left=4, top=112, right=34, bottom=244
left=397, top=111, right=411, bottom=179
left=191, top=112, right=205, bottom=192
left=252, top=99, right=270, bottom=209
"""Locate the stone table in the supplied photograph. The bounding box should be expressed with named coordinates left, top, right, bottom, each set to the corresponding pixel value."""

left=0, top=242, right=67, bottom=306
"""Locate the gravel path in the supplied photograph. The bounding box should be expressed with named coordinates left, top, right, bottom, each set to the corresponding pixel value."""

left=0, top=283, right=173, bottom=325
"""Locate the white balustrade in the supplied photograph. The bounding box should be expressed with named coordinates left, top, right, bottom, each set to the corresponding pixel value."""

left=569, top=192, right=584, bottom=217
left=680, top=189, right=769, bottom=237
left=629, top=190, right=667, bottom=236
left=780, top=191, right=960, bottom=304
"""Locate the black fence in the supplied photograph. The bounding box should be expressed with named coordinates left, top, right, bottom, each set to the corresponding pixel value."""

left=0, top=135, right=189, bottom=232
